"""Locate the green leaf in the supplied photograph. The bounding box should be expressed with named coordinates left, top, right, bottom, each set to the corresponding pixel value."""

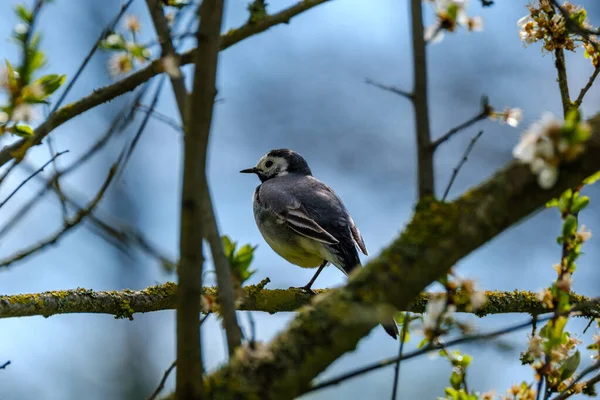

left=221, top=235, right=235, bottom=258
left=562, top=215, right=578, bottom=238
left=37, top=74, right=65, bottom=96
left=14, top=4, right=32, bottom=23
left=444, top=387, right=459, bottom=400
left=417, top=338, right=429, bottom=349
left=450, top=371, right=462, bottom=390
left=583, top=171, right=600, bottom=185
left=13, top=124, right=33, bottom=137
left=559, top=350, right=581, bottom=381
left=546, top=198, right=560, bottom=208
left=234, top=244, right=255, bottom=271
left=572, top=196, right=590, bottom=213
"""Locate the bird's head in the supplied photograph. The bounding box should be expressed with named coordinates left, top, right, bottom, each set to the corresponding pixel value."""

left=240, top=149, right=312, bottom=182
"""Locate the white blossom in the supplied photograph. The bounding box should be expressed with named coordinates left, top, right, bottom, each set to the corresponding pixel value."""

left=162, top=55, right=182, bottom=79
left=106, top=34, right=123, bottom=46
left=14, top=23, right=28, bottom=35
left=469, top=291, right=487, bottom=310
left=577, top=225, right=592, bottom=242
left=124, top=15, right=141, bottom=33
left=0, top=111, right=9, bottom=124
left=506, top=108, right=523, bottom=127
left=12, top=104, right=38, bottom=123
left=423, top=296, right=446, bottom=330
left=537, top=164, right=558, bottom=189
left=108, top=53, right=133, bottom=77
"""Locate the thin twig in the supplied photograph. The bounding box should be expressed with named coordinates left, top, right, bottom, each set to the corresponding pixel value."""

left=147, top=360, right=177, bottom=400
left=0, top=156, right=122, bottom=268
left=308, top=315, right=556, bottom=393
left=135, top=103, right=183, bottom=132
left=0, top=150, right=68, bottom=210
left=390, top=313, right=410, bottom=400
left=442, top=130, right=484, bottom=201
left=431, top=99, right=489, bottom=149
left=574, top=66, right=600, bottom=108
left=0, top=361, right=10, bottom=369
left=365, top=78, right=412, bottom=100
left=410, top=0, right=434, bottom=199
left=50, top=0, right=135, bottom=113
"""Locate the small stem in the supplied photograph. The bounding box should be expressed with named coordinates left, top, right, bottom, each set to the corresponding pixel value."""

left=554, top=48, right=572, bottom=117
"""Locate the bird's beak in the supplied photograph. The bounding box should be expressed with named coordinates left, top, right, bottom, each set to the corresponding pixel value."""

left=240, top=167, right=258, bottom=174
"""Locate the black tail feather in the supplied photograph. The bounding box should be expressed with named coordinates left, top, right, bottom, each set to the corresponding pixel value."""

left=381, top=319, right=399, bottom=339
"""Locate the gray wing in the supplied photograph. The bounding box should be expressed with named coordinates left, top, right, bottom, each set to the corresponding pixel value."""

left=259, top=175, right=367, bottom=254
left=258, top=180, right=339, bottom=245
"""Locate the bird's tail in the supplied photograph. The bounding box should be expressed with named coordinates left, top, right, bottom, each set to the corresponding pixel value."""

left=381, top=319, right=399, bottom=339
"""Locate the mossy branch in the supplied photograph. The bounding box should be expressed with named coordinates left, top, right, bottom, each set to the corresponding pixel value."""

left=0, top=0, right=332, bottom=169
left=1, top=282, right=598, bottom=320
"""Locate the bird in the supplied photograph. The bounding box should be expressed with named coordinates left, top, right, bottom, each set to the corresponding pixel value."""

left=240, top=149, right=399, bottom=339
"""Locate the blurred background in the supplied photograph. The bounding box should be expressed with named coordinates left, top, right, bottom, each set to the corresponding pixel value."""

left=0, top=0, right=599, bottom=398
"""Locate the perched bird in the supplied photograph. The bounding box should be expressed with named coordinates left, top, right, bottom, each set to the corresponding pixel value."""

left=240, top=149, right=398, bottom=339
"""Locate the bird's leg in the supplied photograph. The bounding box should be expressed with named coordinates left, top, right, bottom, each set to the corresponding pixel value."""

left=290, top=261, right=327, bottom=295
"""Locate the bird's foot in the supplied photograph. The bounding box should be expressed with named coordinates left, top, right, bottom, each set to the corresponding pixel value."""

left=289, top=285, right=316, bottom=296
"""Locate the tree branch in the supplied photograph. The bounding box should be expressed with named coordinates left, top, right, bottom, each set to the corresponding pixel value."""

left=0, top=0, right=333, bottom=169
left=410, top=0, right=434, bottom=199
left=191, top=114, right=600, bottom=399
left=1, top=284, right=598, bottom=320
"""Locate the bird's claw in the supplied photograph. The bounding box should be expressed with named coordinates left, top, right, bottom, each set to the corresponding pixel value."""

left=289, top=285, right=316, bottom=296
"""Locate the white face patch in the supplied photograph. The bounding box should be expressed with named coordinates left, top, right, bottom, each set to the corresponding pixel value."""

left=255, top=155, right=289, bottom=178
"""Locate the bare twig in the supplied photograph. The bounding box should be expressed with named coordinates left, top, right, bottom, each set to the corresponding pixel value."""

left=0, top=156, right=121, bottom=268
left=442, top=130, right=484, bottom=201
left=410, top=0, right=434, bottom=199
left=146, top=0, right=188, bottom=116
left=147, top=360, right=177, bottom=400
left=51, top=0, right=135, bottom=112
left=365, top=78, right=412, bottom=100
left=0, top=361, right=10, bottom=369
left=574, top=66, right=600, bottom=109
left=0, top=150, right=68, bottom=210
left=0, top=0, right=333, bottom=170
left=134, top=104, right=183, bottom=132
left=431, top=104, right=489, bottom=149
left=309, top=315, right=555, bottom=393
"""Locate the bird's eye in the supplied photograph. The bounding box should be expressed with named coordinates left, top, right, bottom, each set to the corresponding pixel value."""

left=265, top=160, right=273, bottom=168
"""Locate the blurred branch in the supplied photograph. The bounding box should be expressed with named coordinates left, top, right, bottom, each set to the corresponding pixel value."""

left=146, top=0, right=188, bottom=116
left=391, top=313, right=411, bottom=400
left=193, top=114, right=600, bottom=400
left=135, top=104, right=182, bottom=132
left=0, top=150, right=68, bottom=210
left=442, top=130, right=484, bottom=201
left=0, top=0, right=333, bottom=169
left=365, top=78, right=412, bottom=100
left=147, top=0, right=242, bottom=359
left=574, top=66, right=600, bottom=109
left=410, top=0, right=434, bottom=199
left=1, top=285, right=598, bottom=320
left=0, top=361, right=10, bottom=370
left=0, top=156, right=120, bottom=268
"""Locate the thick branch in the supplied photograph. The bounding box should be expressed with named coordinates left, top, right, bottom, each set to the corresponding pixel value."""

left=195, top=114, right=600, bottom=399
left=410, top=0, right=434, bottom=199
left=2, top=284, right=598, bottom=319
left=0, top=0, right=332, bottom=169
